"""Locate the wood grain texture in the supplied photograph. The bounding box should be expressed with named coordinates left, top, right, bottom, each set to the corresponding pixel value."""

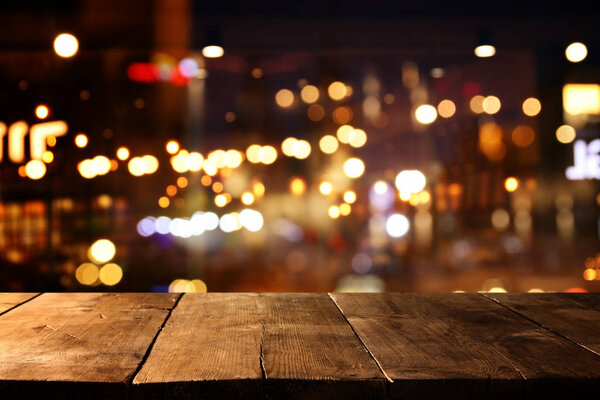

left=261, top=293, right=386, bottom=400
left=484, top=293, right=600, bottom=355
left=0, top=293, right=38, bottom=314
left=0, top=292, right=178, bottom=399
left=331, top=293, right=600, bottom=400
left=134, top=293, right=386, bottom=399
left=133, top=293, right=265, bottom=399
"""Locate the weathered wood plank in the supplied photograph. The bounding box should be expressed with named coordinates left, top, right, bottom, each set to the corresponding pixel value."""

left=0, top=292, right=179, bottom=399
left=134, top=293, right=386, bottom=399
left=261, top=293, right=386, bottom=399
left=0, top=293, right=39, bottom=314
left=132, top=293, right=265, bottom=399
left=331, top=293, right=600, bottom=400
left=484, top=293, right=600, bottom=355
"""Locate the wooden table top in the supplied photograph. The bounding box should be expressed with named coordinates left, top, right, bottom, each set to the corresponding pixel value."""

left=0, top=293, right=598, bottom=399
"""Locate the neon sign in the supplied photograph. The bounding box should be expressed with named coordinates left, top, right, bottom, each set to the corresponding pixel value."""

left=566, top=139, right=600, bottom=180
left=0, top=121, right=67, bottom=163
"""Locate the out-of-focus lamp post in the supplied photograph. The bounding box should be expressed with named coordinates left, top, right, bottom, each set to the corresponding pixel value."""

left=202, top=26, right=224, bottom=58
left=474, top=28, right=496, bottom=58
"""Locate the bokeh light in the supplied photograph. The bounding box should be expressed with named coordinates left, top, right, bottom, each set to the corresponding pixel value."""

left=275, top=89, right=294, bottom=108
left=319, top=135, right=339, bottom=154
left=166, top=140, right=180, bottom=154
left=76, top=263, right=98, bottom=285
left=504, top=177, right=519, bottom=192
left=415, top=104, right=437, bottom=124
left=343, top=190, right=357, bottom=204
left=88, top=239, right=116, bottom=264
left=300, top=85, right=319, bottom=103
left=343, top=158, right=365, bottom=178
left=116, top=147, right=130, bottom=160
left=482, top=96, right=501, bottom=114
left=474, top=44, right=496, bottom=58
left=99, top=263, right=123, bottom=286
left=328, top=81, right=347, bottom=100
left=556, top=125, right=576, bottom=143
left=565, top=42, right=587, bottom=63
left=319, top=181, right=333, bottom=195
left=437, top=100, right=456, bottom=118
left=74, top=133, right=88, bottom=148
left=25, top=160, right=46, bottom=180
left=395, top=170, right=426, bottom=193
left=35, top=105, right=49, bottom=119
left=54, top=33, right=79, bottom=58
left=522, top=97, right=542, bottom=116
left=386, top=214, right=410, bottom=237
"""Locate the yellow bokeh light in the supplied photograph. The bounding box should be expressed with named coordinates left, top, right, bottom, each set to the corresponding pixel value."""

left=25, top=160, right=46, bottom=180
left=35, top=105, right=49, bottom=119
left=246, top=144, right=262, bottom=163
left=437, top=99, right=456, bottom=118
left=275, top=89, right=294, bottom=108
left=201, top=175, right=212, bottom=186
left=74, top=133, right=88, bottom=148
left=282, top=137, right=298, bottom=157
left=92, top=155, right=111, bottom=175
left=203, top=161, right=218, bottom=176
left=128, top=157, right=147, bottom=177
left=158, top=196, right=170, bottom=208
left=89, top=239, right=116, bottom=264
left=522, top=97, right=542, bottom=116
left=583, top=268, right=596, bottom=281
left=349, top=129, right=367, bottom=148
left=171, top=153, right=188, bottom=173
left=319, top=135, right=339, bottom=154
left=166, top=140, right=180, bottom=154
left=292, top=140, right=311, bottom=160
left=225, top=149, right=244, bottom=168
left=399, top=190, right=411, bottom=201
left=166, top=185, right=178, bottom=197
left=290, top=178, right=306, bottom=196
left=185, top=152, right=204, bottom=172
left=474, top=44, right=496, bottom=58
left=300, top=85, right=319, bottom=103
left=42, top=150, right=54, bottom=164
left=261, top=145, right=278, bottom=164
left=253, top=181, right=265, bottom=198
left=215, top=194, right=228, bottom=207
left=116, top=147, right=130, bottom=160
left=563, top=84, right=600, bottom=115
left=339, top=203, right=351, bottom=216
left=373, top=180, right=388, bottom=195
left=241, top=192, right=255, bottom=205
left=212, top=181, right=224, bottom=193
left=142, top=155, right=159, bottom=174
left=482, top=95, right=501, bottom=114
left=566, top=42, right=588, bottom=63
left=470, top=95, right=485, bottom=114
left=78, top=159, right=96, bottom=179
left=99, top=263, right=123, bottom=286
left=177, top=176, right=188, bottom=188
left=336, top=125, right=354, bottom=144
left=415, top=104, right=438, bottom=124
left=328, top=205, right=341, bottom=219
left=343, top=190, right=356, bottom=204
left=504, top=177, right=519, bottom=192
left=46, top=136, right=57, bottom=147
left=319, top=181, right=333, bottom=195
left=76, top=263, right=98, bottom=286
left=556, top=125, right=576, bottom=144
left=54, top=33, right=78, bottom=58
left=343, top=157, right=365, bottom=179
left=512, top=125, right=535, bottom=148
left=202, top=45, right=224, bottom=58
left=328, top=81, right=347, bottom=100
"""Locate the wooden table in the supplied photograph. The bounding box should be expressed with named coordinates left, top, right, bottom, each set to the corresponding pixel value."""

left=0, top=293, right=598, bottom=399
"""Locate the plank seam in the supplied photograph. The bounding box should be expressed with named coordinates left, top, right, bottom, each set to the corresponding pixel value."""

left=127, top=292, right=184, bottom=394
left=479, top=293, right=600, bottom=359
left=327, top=293, right=393, bottom=383
left=0, top=293, right=42, bottom=317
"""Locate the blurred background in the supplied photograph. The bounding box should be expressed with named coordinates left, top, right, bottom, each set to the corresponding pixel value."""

left=1, top=1, right=599, bottom=293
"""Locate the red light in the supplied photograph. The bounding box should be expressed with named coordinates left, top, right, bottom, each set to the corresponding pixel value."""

left=127, top=63, right=160, bottom=83
left=564, top=287, right=588, bottom=293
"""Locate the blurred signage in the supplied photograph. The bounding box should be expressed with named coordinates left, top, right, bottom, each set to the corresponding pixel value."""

left=0, top=121, right=67, bottom=163
left=566, top=139, right=600, bottom=180
left=563, top=84, right=600, bottom=116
